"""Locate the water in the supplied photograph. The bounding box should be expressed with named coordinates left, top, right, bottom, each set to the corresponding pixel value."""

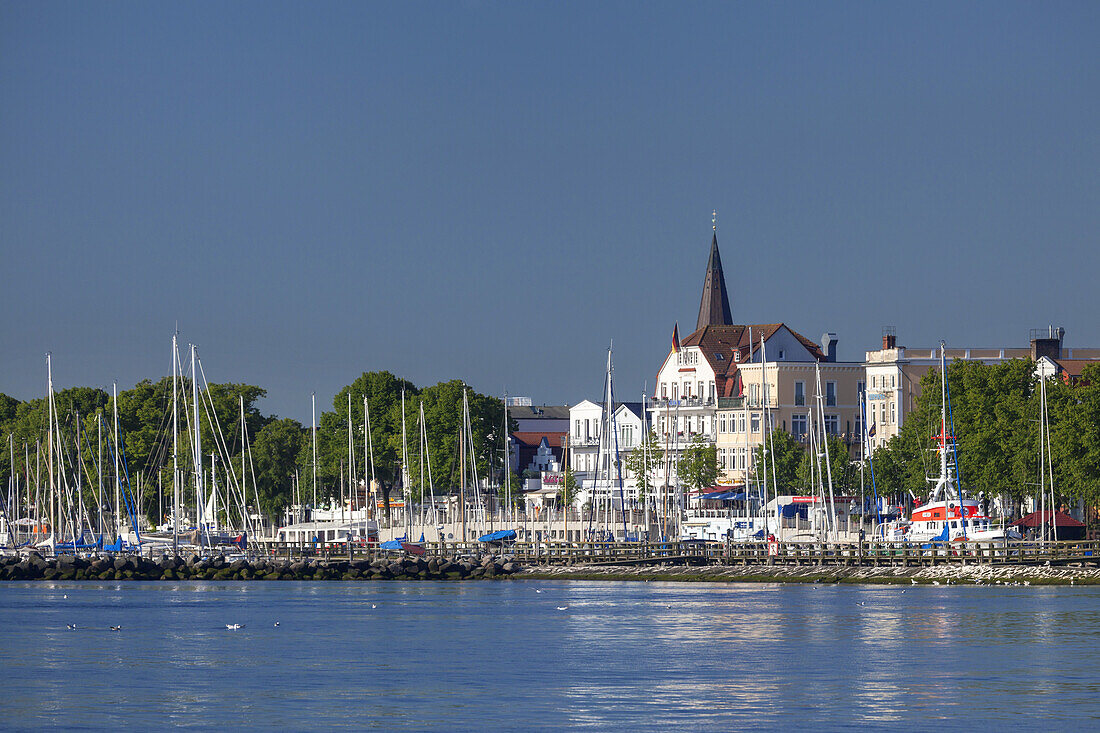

left=1, top=579, right=1098, bottom=730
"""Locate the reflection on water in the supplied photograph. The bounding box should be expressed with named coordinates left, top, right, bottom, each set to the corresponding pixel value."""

left=1, top=580, right=1099, bottom=729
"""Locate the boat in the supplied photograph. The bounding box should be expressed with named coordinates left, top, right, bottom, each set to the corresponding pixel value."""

left=882, top=344, right=1021, bottom=544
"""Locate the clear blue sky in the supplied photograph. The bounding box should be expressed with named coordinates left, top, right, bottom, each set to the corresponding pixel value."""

left=3, top=1, right=1098, bottom=423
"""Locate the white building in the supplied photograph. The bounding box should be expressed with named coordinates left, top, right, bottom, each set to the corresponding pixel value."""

left=567, top=399, right=646, bottom=506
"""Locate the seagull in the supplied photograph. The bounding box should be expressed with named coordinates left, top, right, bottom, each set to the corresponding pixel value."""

left=664, top=605, right=672, bottom=609
left=226, top=624, right=244, bottom=630
left=932, top=581, right=941, bottom=586
left=63, top=595, right=67, bottom=599
left=911, top=579, right=917, bottom=585
left=556, top=606, right=568, bottom=611
left=535, top=589, right=543, bottom=593
left=67, top=624, right=76, bottom=630
left=273, top=622, right=280, bottom=627
left=901, top=590, right=906, bottom=594
left=109, top=626, right=121, bottom=632
left=857, top=601, right=866, bottom=606
left=371, top=604, right=377, bottom=609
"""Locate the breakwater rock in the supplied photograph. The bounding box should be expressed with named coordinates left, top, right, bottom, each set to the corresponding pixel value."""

left=518, top=562, right=1100, bottom=585
left=0, top=552, right=522, bottom=582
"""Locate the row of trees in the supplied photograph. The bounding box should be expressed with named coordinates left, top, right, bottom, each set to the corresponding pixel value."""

left=746, top=360, right=1100, bottom=511
left=0, top=372, right=510, bottom=524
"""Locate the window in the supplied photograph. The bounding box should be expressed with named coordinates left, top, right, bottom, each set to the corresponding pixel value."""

left=794, top=381, right=805, bottom=406
left=751, top=414, right=761, bottom=434
left=662, top=383, right=668, bottom=399
left=890, top=401, right=896, bottom=423
left=825, top=415, right=839, bottom=435
left=708, top=382, right=715, bottom=402
left=792, top=414, right=808, bottom=440
left=719, top=414, right=727, bottom=433
left=857, top=380, right=865, bottom=397
left=738, top=413, right=746, bottom=433
left=672, top=383, right=678, bottom=400
left=749, top=384, right=760, bottom=404
left=890, top=375, right=895, bottom=388
left=826, top=381, right=837, bottom=407
left=778, top=350, right=785, bottom=359
left=620, top=425, right=633, bottom=447
left=575, top=419, right=581, bottom=438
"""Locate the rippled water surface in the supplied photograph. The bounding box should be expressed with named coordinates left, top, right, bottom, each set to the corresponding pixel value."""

left=1, top=579, right=1098, bottom=730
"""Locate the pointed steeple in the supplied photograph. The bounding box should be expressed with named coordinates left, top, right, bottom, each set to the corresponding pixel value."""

left=696, top=221, right=733, bottom=330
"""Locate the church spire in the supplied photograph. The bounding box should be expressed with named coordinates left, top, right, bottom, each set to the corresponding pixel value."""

left=696, top=216, right=733, bottom=330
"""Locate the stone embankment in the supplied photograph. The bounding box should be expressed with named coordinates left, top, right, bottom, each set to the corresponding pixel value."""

left=518, top=562, right=1100, bottom=585
left=0, top=552, right=521, bottom=582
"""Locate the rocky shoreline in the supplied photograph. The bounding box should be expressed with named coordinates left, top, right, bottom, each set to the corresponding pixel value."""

left=4, top=552, right=1097, bottom=586
left=516, top=562, right=1100, bottom=585
left=0, top=552, right=522, bottom=582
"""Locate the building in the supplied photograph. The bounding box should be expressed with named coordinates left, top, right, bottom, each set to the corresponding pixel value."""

left=715, top=357, right=864, bottom=487
left=862, top=326, right=1100, bottom=452
left=505, top=403, right=569, bottom=473
left=568, top=399, right=646, bottom=504
left=649, top=223, right=845, bottom=491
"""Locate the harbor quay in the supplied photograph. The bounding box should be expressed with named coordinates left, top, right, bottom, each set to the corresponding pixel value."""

left=5, top=537, right=1100, bottom=585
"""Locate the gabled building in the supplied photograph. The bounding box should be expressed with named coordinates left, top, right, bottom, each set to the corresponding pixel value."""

left=649, top=223, right=845, bottom=490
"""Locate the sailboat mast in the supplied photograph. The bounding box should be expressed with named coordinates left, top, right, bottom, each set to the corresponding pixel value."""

left=1045, top=375, right=1057, bottom=542
left=46, top=354, right=56, bottom=543
left=191, top=345, right=204, bottom=543
left=172, top=333, right=178, bottom=551
left=97, top=413, right=102, bottom=537
left=311, top=393, right=317, bottom=514
left=815, top=360, right=838, bottom=539
left=113, top=380, right=121, bottom=542
left=503, top=392, right=510, bottom=524
left=401, top=389, right=409, bottom=537
left=460, top=388, right=467, bottom=542
left=347, top=391, right=354, bottom=517
left=364, top=396, right=373, bottom=521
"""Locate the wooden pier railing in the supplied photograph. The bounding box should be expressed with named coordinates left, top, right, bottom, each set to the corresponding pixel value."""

left=249, top=538, right=1100, bottom=568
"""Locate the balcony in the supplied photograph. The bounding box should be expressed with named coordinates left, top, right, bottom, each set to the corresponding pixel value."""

left=716, top=396, right=777, bottom=409
left=649, top=397, right=715, bottom=409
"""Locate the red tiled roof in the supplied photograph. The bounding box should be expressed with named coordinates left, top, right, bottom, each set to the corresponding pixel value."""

left=511, top=431, right=566, bottom=448
left=1053, top=359, right=1100, bottom=378
left=1009, top=510, right=1085, bottom=528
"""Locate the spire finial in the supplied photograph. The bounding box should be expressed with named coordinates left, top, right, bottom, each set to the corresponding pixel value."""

left=712, top=209, right=717, bottom=231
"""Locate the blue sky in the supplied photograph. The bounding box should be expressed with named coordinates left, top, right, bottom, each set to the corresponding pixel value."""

left=3, top=1, right=1098, bottom=423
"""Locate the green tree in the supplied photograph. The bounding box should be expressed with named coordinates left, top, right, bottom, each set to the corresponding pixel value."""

left=678, top=434, right=718, bottom=493
left=251, top=418, right=306, bottom=517
left=557, top=466, right=579, bottom=507
left=623, top=429, right=664, bottom=497
left=796, top=434, right=856, bottom=494
left=750, top=429, right=805, bottom=493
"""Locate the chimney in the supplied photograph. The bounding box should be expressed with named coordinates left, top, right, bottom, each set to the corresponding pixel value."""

left=882, top=326, right=897, bottom=350
left=821, top=332, right=838, bottom=363
left=1030, top=325, right=1065, bottom=361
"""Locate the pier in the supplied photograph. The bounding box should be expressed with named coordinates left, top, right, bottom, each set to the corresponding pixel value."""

left=256, top=538, right=1100, bottom=569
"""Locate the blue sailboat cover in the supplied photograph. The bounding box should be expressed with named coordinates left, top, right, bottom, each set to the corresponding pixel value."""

left=478, top=529, right=516, bottom=543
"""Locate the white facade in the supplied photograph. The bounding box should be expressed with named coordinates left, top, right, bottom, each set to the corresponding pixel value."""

left=568, top=399, right=646, bottom=504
